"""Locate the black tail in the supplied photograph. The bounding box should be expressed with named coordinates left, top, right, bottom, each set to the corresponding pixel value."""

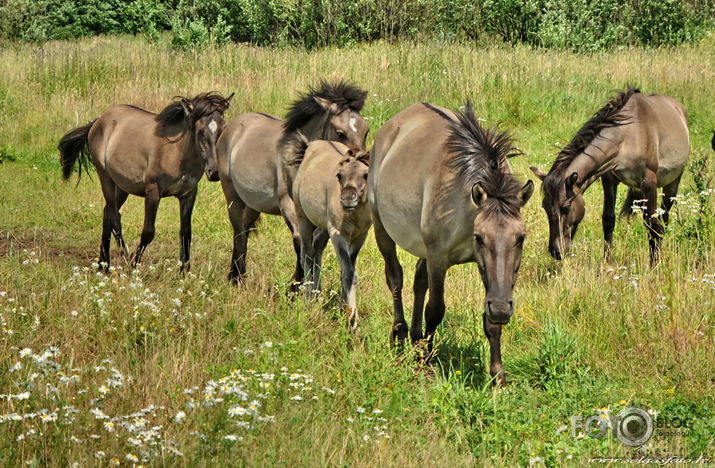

left=619, top=187, right=645, bottom=218
left=58, top=120, right=96, bottom=180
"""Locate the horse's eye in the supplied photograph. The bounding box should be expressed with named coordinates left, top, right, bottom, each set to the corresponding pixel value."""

left=474, top=234, right=485, bottom=247
left=516, top=234, right=526, bottom=246
left=337, top=131, right=347, bottom=140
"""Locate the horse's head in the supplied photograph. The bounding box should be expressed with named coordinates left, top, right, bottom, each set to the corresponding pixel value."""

left=531, top=167, right=585, bottom=260
left=336, top=150, right=370, bottom=211
left=314, top=96, right=369, bottom=152
left=471, top=180, right=534, bottom=325
left=284, top=81, right=368, bottom=152
left=181, top=92, right=234, bottom=182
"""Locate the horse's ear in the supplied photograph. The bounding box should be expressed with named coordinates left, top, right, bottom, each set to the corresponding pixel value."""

left=471, top=182, right=487, bottom=207
left=565, top=172, right=579, bottom=188
left=530, top=166, right=546, bottom=181
left=314, top=96, right=340, bottom=114
left=357, top=151, right=370, bottom=165
left=226, top=92, right=235, bottom=106
left=519, top=180, right=534, bottom=205
left=180, top=98, right=193, bottom=117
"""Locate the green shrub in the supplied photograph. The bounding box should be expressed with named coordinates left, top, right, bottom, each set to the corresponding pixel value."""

left=1, top=0, right=713, bottom=50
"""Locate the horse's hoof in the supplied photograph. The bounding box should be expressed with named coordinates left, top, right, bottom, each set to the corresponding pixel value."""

left=390, top=322, right=409, bottom=347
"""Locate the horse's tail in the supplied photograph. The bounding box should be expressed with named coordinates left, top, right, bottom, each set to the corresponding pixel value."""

left=58, top=120, right=96, bottom=180
left=619, top=187, right=645, bottom=218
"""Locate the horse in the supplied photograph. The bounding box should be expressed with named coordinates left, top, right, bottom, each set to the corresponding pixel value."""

left=369, top=102, right=534, bottom=386
left=217, top=80, right=368, bottom=289
left=58, top=92, right=233, bottom=271
left=529, top=87, right=689, bottom=264
left=290, top=138, right=371, bottom=329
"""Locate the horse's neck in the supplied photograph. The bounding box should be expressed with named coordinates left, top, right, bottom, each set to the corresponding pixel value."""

left=179, top=131, right=201, bottom=167
left=299, top=113, right=329, bottom=141
left=567, top=129, right=623, bottom=190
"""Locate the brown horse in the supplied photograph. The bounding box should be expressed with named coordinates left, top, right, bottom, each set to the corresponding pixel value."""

left=530, top=88, right=689, bottom=264
left=217, top=81, right=368, bottom=288
left=58, top=92, right=233, bottom=271
left=290, top=139, right=371, bottom=329
left=369, top=102, right=534, bottom=386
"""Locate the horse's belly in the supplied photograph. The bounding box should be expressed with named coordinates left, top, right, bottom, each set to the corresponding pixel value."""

left=230, top=154, right=281, bottom=215
left=377, top=199, right=428, bottom=259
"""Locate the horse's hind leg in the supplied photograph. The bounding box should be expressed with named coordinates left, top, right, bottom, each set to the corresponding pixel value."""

left=221, top=178, right=248, bottom=284
left=178, top=189, right=198, bottom=273
left=113, top=188, right=129, bottom=260
left=641, top=169, right=664, bottom=265
left=372, top=214, right=407, bottom=345
left=278, top=195, right=304, bottom=292
left=239, top=207, right=261, bottom=279
left=98, top=173, right=118, bottom=272
left=601, top=174, right=619, bottom=262
left=423, top=259, right=447, bottom=360
left=130, top=182, right=160, bottom=268
left=411, top=258, right=428, bottom=343
left=660, top=173, right=682, bottom=226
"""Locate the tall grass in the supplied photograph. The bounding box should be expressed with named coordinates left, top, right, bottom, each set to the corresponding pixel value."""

left=0, top=35, right=713, bottom=466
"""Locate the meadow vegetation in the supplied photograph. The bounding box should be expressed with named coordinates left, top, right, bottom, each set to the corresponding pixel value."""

left=0, top=35, right=714, bottom=466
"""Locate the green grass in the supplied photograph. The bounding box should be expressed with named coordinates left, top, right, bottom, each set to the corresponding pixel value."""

left=0, top=35, right=714, bottom=466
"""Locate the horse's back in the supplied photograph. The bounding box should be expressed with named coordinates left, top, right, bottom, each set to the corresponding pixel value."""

left=219, top=112, right=284, bottom=214
left=88, top=105, right=159, bottom=195
left=628, top=94, right=689, bottom=186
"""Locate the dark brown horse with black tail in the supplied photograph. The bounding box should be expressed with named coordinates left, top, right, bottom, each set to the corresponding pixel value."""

left=530, top=87, right=689, bottom=264
left=58, top=92, right=233, bottom=271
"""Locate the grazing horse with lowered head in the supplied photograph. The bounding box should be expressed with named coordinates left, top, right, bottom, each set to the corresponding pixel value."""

left=530, top=87, right=689, bottom=264
left=217, top=80, right=368, bottom=289
left=290, top=138, right=371, bottom=329
left=58, top=92, right=233, bottom=271
left=369, top=102, right=534, bottom=386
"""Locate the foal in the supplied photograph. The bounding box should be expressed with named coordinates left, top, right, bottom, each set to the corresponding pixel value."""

left=291, top=138, right=371, bottom=329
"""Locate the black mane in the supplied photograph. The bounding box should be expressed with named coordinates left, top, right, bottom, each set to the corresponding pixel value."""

left=155, top=92, right=231, bottom=136
left=445, top=101, right=525, bottom=217
left=283, top=80, right=367, bottom=134
left=543, top=86, right=639, bottom=197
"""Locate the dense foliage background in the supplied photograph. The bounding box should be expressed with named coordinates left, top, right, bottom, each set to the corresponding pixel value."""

left=1, top=0, right=714, bottom=50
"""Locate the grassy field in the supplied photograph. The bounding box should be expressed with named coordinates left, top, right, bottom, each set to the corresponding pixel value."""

left=0, top=35, right=714, bottom=466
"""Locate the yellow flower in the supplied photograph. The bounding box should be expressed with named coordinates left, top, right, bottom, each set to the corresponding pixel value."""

left=455, top=370, right=462, bottom=376
left=619, top=400, right=627, bottom=405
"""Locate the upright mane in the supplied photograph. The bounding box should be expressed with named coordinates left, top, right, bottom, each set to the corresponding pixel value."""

left=543, top=86, right=639, bottom=196
left=283, top=80, right=367, bottom=134
left=445, top=101, right=524, bottom=217
left=155, top=92, right=232, bottom=137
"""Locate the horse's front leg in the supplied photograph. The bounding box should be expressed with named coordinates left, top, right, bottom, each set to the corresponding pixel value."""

left=601, top=174, right=618, bottom=262
left=179, top=189, right=198, bottom=273
left=130, top=182, right=160, bottom=268
left=278, top=194, right=304, bottom=292
left=641, top=169, right=663, bottom=265
left=332, top=233, right=360, bottom=330
left=483, top=313, right=506, bottom=387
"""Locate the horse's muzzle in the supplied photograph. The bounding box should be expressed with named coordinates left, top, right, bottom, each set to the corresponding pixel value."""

left=486, top=300, right=513, bottom=324
left=206, top=169, right=220, bottom=182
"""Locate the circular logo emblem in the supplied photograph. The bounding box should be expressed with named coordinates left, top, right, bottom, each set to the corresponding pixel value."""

left=616, top=407, right=653, bottom=446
